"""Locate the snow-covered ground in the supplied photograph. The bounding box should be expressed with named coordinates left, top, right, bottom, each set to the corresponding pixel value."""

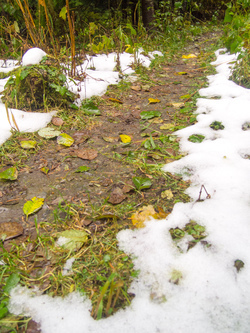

left=0, top=47, right=160, bottom=145
left=1, top=48, right=250, bottom=332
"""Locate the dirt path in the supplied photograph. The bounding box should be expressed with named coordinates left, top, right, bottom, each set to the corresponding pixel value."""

left=0, top=29, right=223, bottom=330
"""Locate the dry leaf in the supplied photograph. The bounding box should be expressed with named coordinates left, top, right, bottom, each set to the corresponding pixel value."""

left=160, top=123, right=174, bottom=130
left=131, top=85, right=141, bottom=91
left=108, top=187, right=126, bottom=204
left=171, top=102, right=185, bottom=108
left=0, top=222, right=23, bottom=241
left=52, top=117, right=64, bottom=126
left=73, top=148, right=98, bottom=160
left=109, top=97, right=123, bottom=104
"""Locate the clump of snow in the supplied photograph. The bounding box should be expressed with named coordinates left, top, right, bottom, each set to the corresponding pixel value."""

left=62, top=258, right=76, bottom=276
left=22, top=47, right=47, bottom=66
left=7, top=49, right=250, bottom=332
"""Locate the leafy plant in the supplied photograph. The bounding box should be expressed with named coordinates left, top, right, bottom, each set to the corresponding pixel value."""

left=188, top=134, right=205, bottom=143
left=210, top=121, right=224, bottom=130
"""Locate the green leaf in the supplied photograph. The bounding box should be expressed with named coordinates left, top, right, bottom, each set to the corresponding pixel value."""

left=140, top=111, right=161, bottom=120
left=23, top=197, right=44, bottom=218
left=57, top=230, right=88, bottom=252
left=38, top=127, right=61, bottom=139
left=0, top=304, right=8, bottom=320
left=75, top=166, right=90, bottom=173
left=81, top=101, right=101, bottom=116
left=0, top=167, right=18, bottom=181
left=132, top=176, right=152, bottom=190
left=188, top=134, right=205, bottom=143
left=57, top=133, right=74, bottom=147
left=4, top=273, right=20, bottom=295
left=59, top=6, right=67, bottom=20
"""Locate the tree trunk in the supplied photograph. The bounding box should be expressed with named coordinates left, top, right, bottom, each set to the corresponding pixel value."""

left=141, top=0, right=154, bottom=30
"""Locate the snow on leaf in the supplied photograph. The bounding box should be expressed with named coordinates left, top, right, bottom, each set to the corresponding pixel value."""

left=38, top=127, right=61, bottom=139
left=140, top=111, right=161, bottom=120
left=0, top=167, right=18, bottom=181
left=57, top=230, right=88, bottom=252
left=148, top=98, right=161, bottom=104
left=57, top=133, right=74, bottom=147
left=131, top=205, right=160, bottom=228
left=120, top=134, right=131, bottom=143
left=23, top=197, right=44, bottom=218
left=20, top=140, right=37, bottom=149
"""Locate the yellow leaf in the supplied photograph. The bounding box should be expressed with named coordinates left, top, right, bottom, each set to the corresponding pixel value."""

left=160, top=123, right=174, bottom=130
left=120, top=134, right=131, bottom=143
left=131, top=205, right=165, bottom=228
left=109, top=97, right=123, bottom=104
left=23, top=197, right=44, bottom=218
left=176, top=72, right=188, bottom=75
left=171, top=102, right=185, bottom=108
left=148, top=98, right=161, bottom=104
left=20, top=140, right=37, bottom=149
left=57, top=133, right=74, bottom=147
left=182, top=54, right=197, bottom=59
left=161, top=189, right=173, bottom=200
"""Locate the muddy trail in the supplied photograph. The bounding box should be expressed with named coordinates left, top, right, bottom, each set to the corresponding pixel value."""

left=0, top=29, right=223, bottom=330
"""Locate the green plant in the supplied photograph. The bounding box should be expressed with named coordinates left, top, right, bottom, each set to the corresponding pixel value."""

left=188, top=134, right=205, bottom=143
left=210, top=121, right=225, bottom=130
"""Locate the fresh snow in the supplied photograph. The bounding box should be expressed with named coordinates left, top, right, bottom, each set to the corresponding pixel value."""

left=2, top=47, right=250, bottom=332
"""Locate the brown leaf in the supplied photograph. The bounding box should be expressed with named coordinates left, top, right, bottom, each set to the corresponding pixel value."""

left=72, top=131, right=90, bottom=144
left=52, top=117, right=64, bottom=126
left=122, top=181, right=134, bottom=193
left=73, top=148, right=98, bottom=160
left=0, top=222, right=23, bottom=241
left=26, top=320, right=41, bottom=333
left=131, top=85, right=141, bottom=91
left=108, top=187, right=126, bottom=205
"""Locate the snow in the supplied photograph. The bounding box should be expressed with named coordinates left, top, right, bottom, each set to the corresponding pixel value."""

left=3, top=48, right=250, bottom=332
left=0, top=47, right=161, bottom=142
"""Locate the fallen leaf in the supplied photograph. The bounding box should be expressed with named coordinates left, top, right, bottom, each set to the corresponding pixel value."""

left=102, top=136, right=118, bottom=143
left=40, top=166, right=49, bottom=175
left=81, top=101, right=101, bottom=115
left=171, top=102, right=185, bottom=108
left=148, top=98, right=160, bottom=104
left=0, top=167, right=18, bottom=181
left=57, top=229, right=88, bottom=252
left=176, top=72, right=188, bottom=75
left=38, top=127, right=61, bottom=139
left=108, top=187, right=126, bottom=204
left=20, top=140, right=37, bottom=149
left=182, top=54, right=197, bottom=59
left=161, top=189, right=174, bottom=200
left=74, top=148, right=98, bottom=160
left=131, top=205, right=158, bottom=228
left=57, top=133, right=74, bottom=147
left=131, top=85, right=141, bottom=91
left=120, top=134, right=132, bottom=143
left=149, top=118, right=163, bottom=124
left=75, top=166, right=90, bottom=173
left=23, top=197, right=44, bottom=218
left=0, top=222, right=23, bottom=241
left=109, top=97, right=123, bottom=104
left=140, top=111, right=161, bottom=120
left=160, top=123, right=174, bottom=130
left=72, top=131, right=90, bottom=144
left=52, top=117, right=64, bottom=126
